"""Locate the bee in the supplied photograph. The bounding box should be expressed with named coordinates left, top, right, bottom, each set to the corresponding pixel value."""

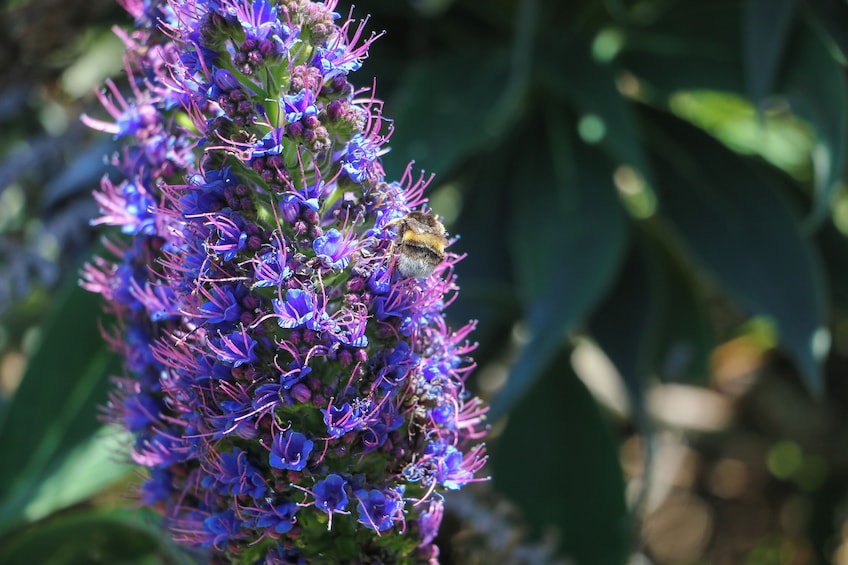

left=386, top=210, right=449, bottom=279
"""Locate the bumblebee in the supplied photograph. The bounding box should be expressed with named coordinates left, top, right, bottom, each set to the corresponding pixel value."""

left=386, top=211, right=448, bottom=279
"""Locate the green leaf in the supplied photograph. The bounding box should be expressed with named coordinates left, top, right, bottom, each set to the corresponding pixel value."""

left=0, top=510, right=170, bottom=565
left=616, top=0, right=745, bottom=94
left=588, top=242, right=654, bottom=420
left=491, top=350, right=628, bottom=565
left=644, top=106, right=828, bottom=395
left=806, top=0, right=848, bottom=61
left=490, top=115, right=629, bottom=419
left=449, top=149, right=522, bottom=358
left=383, top=49, right=517, bottom=178
left=815, top=220, right=848, bottom=316
left=0, top=276, right=118, bottom=535
left=616, top=2, right=844, bottom=228
left=743, top=0, right=796, bottom=110
left=22, top=427, right=132, bottom=524
left=544, top=39, right=655, bottom=189
left=649, top=234, right=716, bottom=384
left=777, top=17, right=847, bottom=227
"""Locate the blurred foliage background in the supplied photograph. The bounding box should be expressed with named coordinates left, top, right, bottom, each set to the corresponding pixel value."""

left=3, top=0, right=848, bottom=563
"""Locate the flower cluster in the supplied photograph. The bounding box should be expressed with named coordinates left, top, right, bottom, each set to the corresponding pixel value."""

left=81, top=0, right=487, bottom=563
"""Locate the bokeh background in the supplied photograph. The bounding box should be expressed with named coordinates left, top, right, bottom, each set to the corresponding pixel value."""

left=3, top=0, right=848, bottom=563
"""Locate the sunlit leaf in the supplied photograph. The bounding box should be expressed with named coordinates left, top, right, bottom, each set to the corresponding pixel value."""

left=778, top=17, right=847, bottom=227
left=22, top=427, right=132, bottom=524
left=644, top=106, right=828, bottom=395
left=0, top=276, right=117, bottom=535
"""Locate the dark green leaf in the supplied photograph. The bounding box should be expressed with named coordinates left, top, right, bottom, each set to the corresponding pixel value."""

left=491, top=350, right=628, bottom=565
left=544, top=39, right=655, bottom=189
left=815, top=220, right=848, bottom=316
left=490, top=115, right=629, bottom=419
left=588, top=242, right=654, bottom=421
left=777, top=17, right=847, bottom=227
left=743, top=0, right=796, bottom=110
left=0, top=510, right=168, bottom=565
left=0, top=276, right=119, bottom=535
left=450, top=148, right=522, bottom=359
left=649, top=234, right=716, bottom=385
left=383, top=49, right=517, bottom=178
left=616, top=0, right=744, bottom=94
left=806, top=0, right=848, bottom=60
left=644, top=106, right=828, bottom=395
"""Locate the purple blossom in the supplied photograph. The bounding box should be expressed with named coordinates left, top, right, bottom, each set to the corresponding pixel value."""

left=355, top=488, right=403, bottom=532
left=282, top=90, right=318, bottom=123
left=273, top=288, right=328, bottom=330
left=252, top=128, right=286, bottom=157
left=201, top=510, right=243, bottom=550
left=140, top=468, right=172, bottom=505
left=269, top=430, right=313, bottom=471
left=208, top=328, right=259, bottom=367
left=84, top=0, right=488, bottom=561
left=417, top=499, right=444, bottom=547
left=322, top=402, right=358, bottom=438
left=198, top=284, right=244, bottom=324
left=310, top=473, right=349, bottom=530
left=229, top=0, right=285, bottom=44
left=206, top=215, right=247, bottom=260
left=313, top=474, right=349, bottom=515
left=313, top=228, right=355, bottom=269
left=253, top=501, right=299, bottom=534
left=205, top=448, right=267, bottom=498
left=252, top=239, right=292, bottom=288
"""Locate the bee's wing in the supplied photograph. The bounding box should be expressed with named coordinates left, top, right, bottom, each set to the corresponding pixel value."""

left=406, top=218, right=433, bottom=235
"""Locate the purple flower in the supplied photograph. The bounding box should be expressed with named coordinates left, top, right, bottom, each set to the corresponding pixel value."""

left=201, top=510, right=243, bottom=550
left=282, top=90, right=318, bottom=124
left=273, top=288, right=329, bottom=330
left=198, top=284, right=244, bottom=324
left=205, top=448, right=267, bottom=498
left=310, top=473, right=349, bottom=530
left=313, top=474, right=349, bottom=514
left=253, top=501, right=299, bottom=534
left=417, top=499, right=444, bottom=547
left=84, top=0, right=488, bottom=561
left=252, top=128, right=286, bottom=157
left=355, top=488, right=403, bottom=532
left=140, top=468, right=172, bottom=505
left=322, top=402, right=358, bottom=438
left=269, top=430, right=313, bottom=471
left=208, top=328, right=259, bottom=367
left=206, top=215, right=247, bottom=261
left=313, top=228, right=356, bottom=270
left=253, top=237, right=292, bottom=288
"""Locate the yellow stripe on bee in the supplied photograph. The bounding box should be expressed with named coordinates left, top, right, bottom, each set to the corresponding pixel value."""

left=402, top=231, right=445, bottom=254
